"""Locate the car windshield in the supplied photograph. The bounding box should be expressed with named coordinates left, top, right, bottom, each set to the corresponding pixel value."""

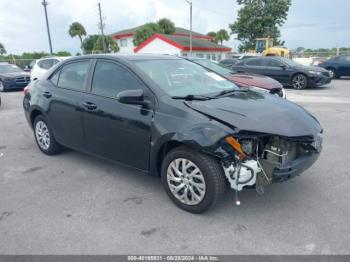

left=0, top=64, right=24, bottom=73
left=134, top=59, right=239, bottom=97
left=192, top=59, right=232, bottom=76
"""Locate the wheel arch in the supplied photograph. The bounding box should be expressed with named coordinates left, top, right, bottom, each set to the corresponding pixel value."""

left=30, top=108, right=45, bottom=127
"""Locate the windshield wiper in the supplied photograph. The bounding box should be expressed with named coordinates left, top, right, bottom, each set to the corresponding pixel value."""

left=171, top=94, right=213, bottom=101
left=214, top=88, right=248, bottom=98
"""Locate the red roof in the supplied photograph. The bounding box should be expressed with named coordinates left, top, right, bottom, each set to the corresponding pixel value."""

left=134, top=34, right=231, bottom=53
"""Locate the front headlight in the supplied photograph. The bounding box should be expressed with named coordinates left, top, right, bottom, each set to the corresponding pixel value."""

left=249, top=86, right=270, bottom=94
left=308, top=71, right=322, bottom=76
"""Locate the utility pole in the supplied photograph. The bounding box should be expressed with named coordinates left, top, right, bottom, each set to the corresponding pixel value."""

left=98, top=2, right=107, bottom=53
left=185, top=0, right=192, bottom=57
left=41, top=0, right=53, bottom=54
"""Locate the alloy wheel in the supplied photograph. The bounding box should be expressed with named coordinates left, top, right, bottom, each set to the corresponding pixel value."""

left=292, top=74, right=307, bottom=89
left=166, top=158, right=206, bottom=206
left=35, top=120, right=51, bottom=150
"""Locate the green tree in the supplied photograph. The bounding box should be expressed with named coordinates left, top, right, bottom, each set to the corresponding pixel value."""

left=68, top=22, right=87, bottom=52
left=93, top=35, right=120, bottom=53
left=157, top=18, right=176, bottom=34
left=82, top=35, right=100, bottom=54
left=230, top=0, right=291, bottom=52
left=133, top=23, right=161, bottom=46
left=54, top=51, right=72, bottom=56
left=207, top=32, right=218, bottom=43
left=215, top=29, right=230, bottom=45
left=0, top=42, right=6, bottom=55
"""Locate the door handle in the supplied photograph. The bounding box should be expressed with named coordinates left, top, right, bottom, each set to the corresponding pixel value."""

left=83, top=102, right=98, bottom=111
left=42, top=91, right=52, bottom=98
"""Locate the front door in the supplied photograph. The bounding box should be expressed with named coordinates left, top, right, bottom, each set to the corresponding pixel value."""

left=83, top=60, right=154, bottom=171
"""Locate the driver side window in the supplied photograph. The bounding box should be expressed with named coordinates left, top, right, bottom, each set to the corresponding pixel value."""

left=263, top=58, right=283, bottom=68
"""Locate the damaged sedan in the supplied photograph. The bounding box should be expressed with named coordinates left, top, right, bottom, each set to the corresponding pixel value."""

left=23, top=55, right=323, bottom=213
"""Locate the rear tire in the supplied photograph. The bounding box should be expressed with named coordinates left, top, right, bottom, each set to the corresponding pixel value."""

left=34, top=115, right=63, bottom=155
left=292, top=74, right=308, bottom=89
left=161, top=146, right=226, bottom=213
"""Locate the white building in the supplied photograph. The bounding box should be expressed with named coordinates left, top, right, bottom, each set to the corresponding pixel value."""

left=110, top=26, right=231, bottom=61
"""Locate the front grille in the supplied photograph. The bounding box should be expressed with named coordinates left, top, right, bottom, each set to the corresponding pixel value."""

left=15, top=76, right=30, bottom=84
left=322, top=72, right=330, bottom=77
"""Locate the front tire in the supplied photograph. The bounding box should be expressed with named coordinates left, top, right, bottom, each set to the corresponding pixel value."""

left=34, top=115, right=63, bottom=155
left=292, top=74, right=308, bottom=89
left=161, top=146, right=226, bottom=213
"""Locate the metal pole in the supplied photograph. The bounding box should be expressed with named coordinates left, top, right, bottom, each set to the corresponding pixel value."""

left=185, top=0, right=192, bottom=57
left=98, top=2, right=107, bottom=53
left=190, top=1, right=192, bottom=57
left=42, top=0, right=53, bottom=54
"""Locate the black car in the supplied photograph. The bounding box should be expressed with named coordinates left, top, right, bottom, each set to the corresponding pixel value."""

left=319, top=55, right=350, bottom=79
left=0, top=63, right=30, bottom=92
left=23, top=55, right=322, bottom=213
left=232, top=56, right=332, bottom=89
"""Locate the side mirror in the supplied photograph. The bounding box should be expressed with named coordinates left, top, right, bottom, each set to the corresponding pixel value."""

left=280, top=65, right=287, bottom=70
left=117, top=89, right=145, bottom=105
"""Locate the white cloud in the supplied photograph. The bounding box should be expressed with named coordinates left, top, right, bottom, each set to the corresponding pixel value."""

left=0, top=0, right=349, bottom=54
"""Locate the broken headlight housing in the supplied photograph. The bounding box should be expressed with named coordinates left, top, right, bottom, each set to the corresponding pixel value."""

left=239, top=139, right=255, bottom=156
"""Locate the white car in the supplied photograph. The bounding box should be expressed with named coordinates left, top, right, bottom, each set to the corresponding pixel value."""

left=30, top=56, right=70, bottom=81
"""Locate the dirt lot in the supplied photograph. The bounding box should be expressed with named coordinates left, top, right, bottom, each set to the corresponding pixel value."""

left=1, top=80, right=350, bottom=254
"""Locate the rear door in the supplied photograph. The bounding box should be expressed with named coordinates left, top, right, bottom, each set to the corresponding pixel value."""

left=46, top=60, right=92, bottom=150
left=83, top=59, right=154, bottom=171
left=261, top=58, right=290, bottom=84
left=240, top=58, right=265, bottom=75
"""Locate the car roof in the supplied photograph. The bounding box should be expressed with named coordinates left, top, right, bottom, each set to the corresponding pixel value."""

left=63, top=54, right=182, bottom=62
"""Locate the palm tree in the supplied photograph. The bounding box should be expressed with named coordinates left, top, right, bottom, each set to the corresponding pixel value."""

left=215, top=29, right=230, bottom=45
left=68, top=22, right=87, bottom=52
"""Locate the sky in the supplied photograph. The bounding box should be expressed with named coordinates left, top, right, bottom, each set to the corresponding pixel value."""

left=0, top=0, right=350, bottom=55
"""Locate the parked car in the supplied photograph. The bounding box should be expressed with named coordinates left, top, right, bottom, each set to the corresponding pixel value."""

left=187, top=58, right=286, bottom=98
left=23, top=55, right=322, bottom=213
left=232, top=56, right=332, bottom=89
left=30, top=56, right=70, bottom=81
left=219, top=54, right=259, bottom=68
left=319, top=55, right=350, bottom=79
left=0, top=63, right=30, bottom=92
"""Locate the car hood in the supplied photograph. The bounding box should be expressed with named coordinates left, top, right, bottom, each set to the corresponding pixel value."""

left=294, top=64, right=329, bottom=73
left=0, top=72, right=30, bottom=78
left=185, top=91, right=322, bottom=137
left=227, top=72, right=282, bottom=90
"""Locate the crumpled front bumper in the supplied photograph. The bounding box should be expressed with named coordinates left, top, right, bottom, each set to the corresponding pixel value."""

left=272, top=152, right=320, bottom=182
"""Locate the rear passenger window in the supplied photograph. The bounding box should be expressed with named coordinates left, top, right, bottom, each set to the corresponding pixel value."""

left=263, top=59, right=283, bottom=67
left=58, top=61, right=90, bottom=92
left=92, top=61, right=144, bottom=98
left=246, top=59, right=262, bottom=66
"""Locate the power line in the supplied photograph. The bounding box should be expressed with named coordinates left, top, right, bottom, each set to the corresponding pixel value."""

left=41, top=0, right=53, bottom=54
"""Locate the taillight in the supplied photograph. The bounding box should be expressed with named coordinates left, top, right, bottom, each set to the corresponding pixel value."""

left=24, top=86, right=30, bottom=96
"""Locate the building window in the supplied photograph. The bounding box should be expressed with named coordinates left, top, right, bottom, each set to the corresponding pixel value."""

left=182, top=53, right=188, bottom=57
left=196, top=53, right=204, bottom=58
left=211, top=54, right=216, bottom=61
left=218, top=54, right=222, bottom=61
left=120, top=39, right=127, bottom=47
left=206, top=54, right=210, bottom=60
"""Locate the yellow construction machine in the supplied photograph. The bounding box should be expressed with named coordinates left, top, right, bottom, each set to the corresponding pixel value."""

left=255, top=37, right=291, bottom=58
